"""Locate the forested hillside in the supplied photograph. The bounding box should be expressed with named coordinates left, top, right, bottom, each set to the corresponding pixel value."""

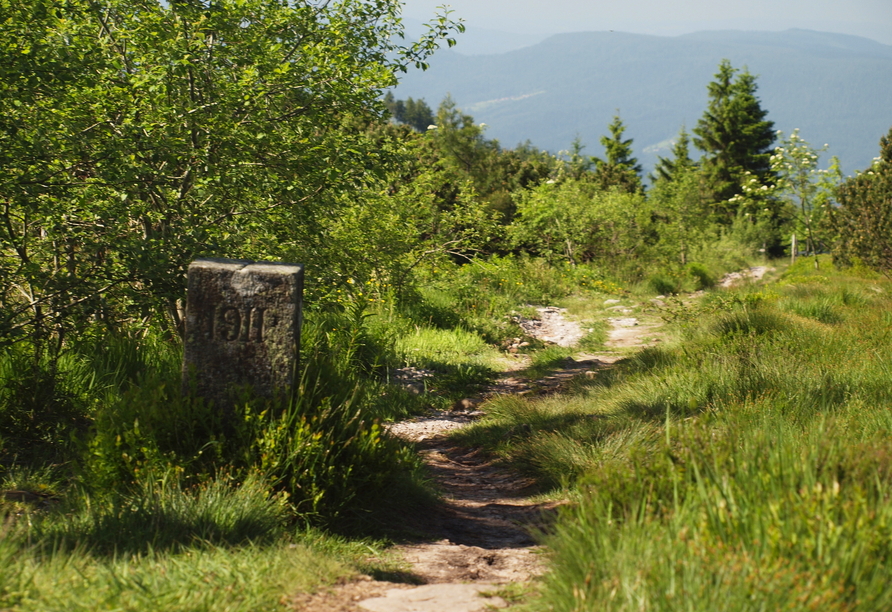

left=394, top=28, right=892, bottom=176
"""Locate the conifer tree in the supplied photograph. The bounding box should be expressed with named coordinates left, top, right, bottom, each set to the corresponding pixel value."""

left=383, top=93, right=434, bottom=132
left=566, top=136, right=594, bottom=180
left=829, top=127, right=892, bottom=274
left=591, top=114, right=642, bottom=193
left=403, top=97, right=435, bottom=132
left=651, top=127, right=696, bottom=184
left=693, top=60, right=775, bottom=215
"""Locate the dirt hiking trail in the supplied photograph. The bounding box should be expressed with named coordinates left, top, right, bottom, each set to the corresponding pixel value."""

left=290, top=269, right=772, bottom=610
left=291, top=301, right=662, bottom=611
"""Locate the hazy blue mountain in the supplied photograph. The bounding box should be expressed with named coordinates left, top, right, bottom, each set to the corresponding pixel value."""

left=393, top=29, right=892, bottom=176
left=401, top=18, right=548, bottom=55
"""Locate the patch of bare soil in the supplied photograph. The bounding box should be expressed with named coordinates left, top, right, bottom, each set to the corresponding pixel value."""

left=395, top=443, right=551, bottom=577
left=289, top=433, right=551, bottom=612
left=515, top=306, right=585, bottom=347
left=604, top=315, right=663, bottom=351
left=719, top=265, right=773, bottom=288
left=292, top=305, right=661, bottom=612
left=387, top=410, right=483, bottom=443
left=485, top=354, right=607, bottom=396
left=359, top=583, right=508, bottom=612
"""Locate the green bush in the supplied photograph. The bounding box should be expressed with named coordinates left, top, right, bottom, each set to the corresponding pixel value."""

left=0, top=347, right=91, bottom=466
left=685, top=262, right=716, bottom=290
left=711, top=308, right=788, bottom=337
left=828, top=127, right=892, bottom=275
left=646, top=273, right=679, bottom=295
left=79, top=308, right=426, bottom=527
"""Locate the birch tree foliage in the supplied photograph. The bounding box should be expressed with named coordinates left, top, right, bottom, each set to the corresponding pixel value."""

left=769, top=129, right=841, bottom=262
left=0, top=0, right=461, bottom=346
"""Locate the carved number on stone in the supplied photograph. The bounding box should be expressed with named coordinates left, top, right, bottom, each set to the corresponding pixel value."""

left=215, top=307, right=266, bottom=342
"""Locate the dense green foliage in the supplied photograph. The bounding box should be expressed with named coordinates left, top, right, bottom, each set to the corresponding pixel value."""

left=693, top=60, right=776, bottom=216
left=510, top=181, right=650, bottom=266
left=829, top=127, right=892, bottom=275
left=0, top=0, right=457, bottom=346
left=591, top=114, right=643, bottom=193
left=0, top=0, right=467, bottom=527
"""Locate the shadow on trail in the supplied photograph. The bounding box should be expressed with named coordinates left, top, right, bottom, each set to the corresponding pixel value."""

left=406, top=440, right=556, bottom=550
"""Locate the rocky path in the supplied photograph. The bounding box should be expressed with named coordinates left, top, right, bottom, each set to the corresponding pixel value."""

left=515, top=306, right=586, bottom=347
left=292, top=300, right=660, bottom=612
left=719, top=265, right=772, bottom=288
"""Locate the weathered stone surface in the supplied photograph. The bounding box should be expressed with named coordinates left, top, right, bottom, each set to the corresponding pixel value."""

left=358, top=583, right=507, bottom=612
left=183, top=258, right=303, bottom=407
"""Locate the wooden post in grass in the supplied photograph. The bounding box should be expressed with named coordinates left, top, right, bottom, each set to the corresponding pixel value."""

left=182, top=258, right=303, bottom=408
left=791, top=234, right=797, bottom=265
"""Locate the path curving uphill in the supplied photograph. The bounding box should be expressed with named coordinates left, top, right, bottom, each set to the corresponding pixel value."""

left=291, top=303, right=661, bottom=611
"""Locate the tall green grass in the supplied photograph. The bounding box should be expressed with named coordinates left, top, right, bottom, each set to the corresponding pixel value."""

left=0, top=301, right=435, bottom=534
left=541, top=399, right=892, bottom=611
left=460, top=262, right=892, bottom=610
left=0, top=517, right=390, bottom=612
left=415, top=256, right=623, bottom=342
left=0, top=301, right=431, bottom=609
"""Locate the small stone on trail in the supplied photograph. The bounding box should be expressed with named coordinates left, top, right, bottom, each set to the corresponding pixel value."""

left=608, top=317, right=639, bottom=327
left=391, top=367, right=436, bottom=395
left=358, top=583, right=507, bottom=612
left=607, top=305, right=633, bottom=313
left=515, top=305, right=585, bottom=347
left=604, top=299, right=621, bottom=305
left=718, top=266, right=773, bottom=288
left=452, top=398, right=479, bottom=412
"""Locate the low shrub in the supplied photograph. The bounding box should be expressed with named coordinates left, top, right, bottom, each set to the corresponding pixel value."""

left=685, top=262, right=716, bottom=290
left=646, top=273, right=679, bottom=295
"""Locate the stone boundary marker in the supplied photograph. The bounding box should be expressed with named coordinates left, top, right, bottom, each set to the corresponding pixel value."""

left=183, top=258, right=303, bottom=408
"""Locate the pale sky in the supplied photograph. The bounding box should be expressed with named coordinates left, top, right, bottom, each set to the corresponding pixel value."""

left=401, top=0, right=892, bottom=46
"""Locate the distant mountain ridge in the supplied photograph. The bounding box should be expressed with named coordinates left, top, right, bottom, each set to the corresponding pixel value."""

left=393, top=29, right=892, bottom=176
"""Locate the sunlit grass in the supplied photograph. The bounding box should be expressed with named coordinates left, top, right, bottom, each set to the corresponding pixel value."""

left=393, top=326, right=500, bottom=369
left=0, top=526, right=388, bottom=612
left=458, top=262, right=892, bottom=610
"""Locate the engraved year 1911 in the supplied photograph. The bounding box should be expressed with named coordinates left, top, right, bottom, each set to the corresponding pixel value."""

left=214, top=306, right=267, bottom=342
